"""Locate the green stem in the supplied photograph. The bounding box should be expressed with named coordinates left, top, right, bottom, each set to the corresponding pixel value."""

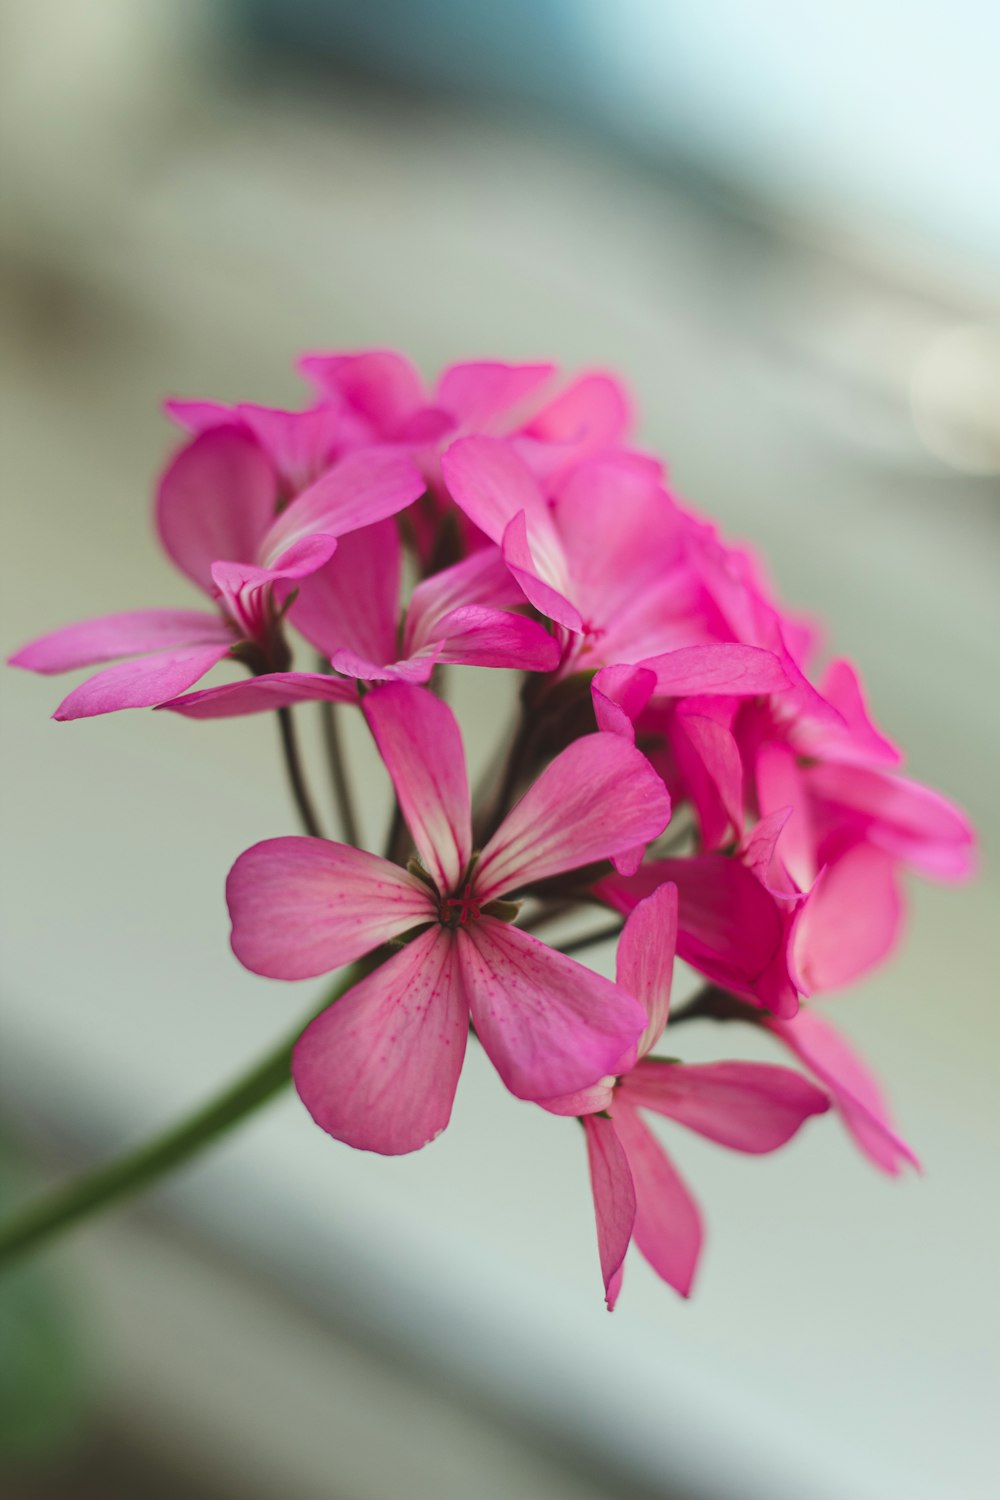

left=0, top=960, right=370, bottom=1272
left=277, top=706, right=325, bottom=839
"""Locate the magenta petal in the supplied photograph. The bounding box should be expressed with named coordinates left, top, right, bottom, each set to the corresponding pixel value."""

left=429, top=606, right=560, bottom=673
left=362, top=683, right=472, bottom=894
left=793, top=845, right=902, bottom=993
left=475, top=734, right=670, bottom=902
left=590, top=664, right=656, bottom=742
left=612, top=1100, right=703, bottom=1298
left=9, top=609, right=232, bottom=674
left=405, top=546, right=523, bottom=651
left=501, top=512, right=583, bottom=633
left=290, top=518, right=401, bottom=665
left=672, top=709, right=745, bottom=852
left=525, top=372, right=631, bottom=453
left=582, top=1114, right=636, bottom=1310
left=459, top=920, right=646, bottom=1100
left=766, top=1009, right=920, bottom=1174
left=160, top=672, right=357, bottom=720
left=52, top=644, right=232, bottom=720
left=807, top=763, right=975, bottom=881
left=297, top=350, right=425, bottom=433
left=436, top=360, right=554, bottom=429
left=537, top=1078, right=616, bottom=1117
left=292, top=928, right=468, bottom=1155
left=639, top=643, right=789, bottom=697
left=258, top=447, right=424, bottom=566
left=227, top=837, right=434, bottom=979
left=156, top=425, right=278, bottom=593
left=623, top=1059, right=829, bottom=1152
left=617, top=883, right=679, bottom=1058
left=331, top=646, right=439, bottom=684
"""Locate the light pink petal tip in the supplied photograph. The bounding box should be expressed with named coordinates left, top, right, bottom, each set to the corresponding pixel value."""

left=362, top=683, right=472, bottom=895
left=227, top=837, right=433, bottom=980
left=293, top=928, right=468, bottom=1155
left=475, top=734, right=670, bottom=902
left=459, top=920, right=646, bottom=1101
left=582, top=1115, right=636, bottom=1310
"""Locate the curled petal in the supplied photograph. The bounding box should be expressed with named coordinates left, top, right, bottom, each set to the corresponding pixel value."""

left=429, top=606, right=559, bottom=673
left=293, top=928, right=468, bottom=1155
left=458, top=919, right=646, bottom=1101
left=476, top=734, right=671, bottom=902
left=362, top=683, right=472, bottom=895
left=52, top=644, right=232, bottom=720
left=227, top=837, right=434, bottom=980
left=258, top=448, right=425, bottom=567
left=582, top=1114, right=636, bottom=1310
left=622, top=1059, right=829, bottom=1152
left=612, top=1100, right=703, bottom=1298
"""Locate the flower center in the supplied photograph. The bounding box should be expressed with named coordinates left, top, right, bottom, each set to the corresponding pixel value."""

left=441, top=882, right=482, bottom=926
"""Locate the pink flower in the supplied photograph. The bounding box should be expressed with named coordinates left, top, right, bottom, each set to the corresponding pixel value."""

left=226, top=682, right=671, bottom=1154
left=9, top=427, right=424, bottom=718
left=543, top=886, right=830, bottom=1305
left=161, top=518, right=558, bottom=720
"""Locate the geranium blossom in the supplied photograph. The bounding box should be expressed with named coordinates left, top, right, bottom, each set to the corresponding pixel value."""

left=226, top=682, right=671, bottom=1153
left=9, top=425, right=424, bottom=719
left=543, top=885, right=829, bottom=1305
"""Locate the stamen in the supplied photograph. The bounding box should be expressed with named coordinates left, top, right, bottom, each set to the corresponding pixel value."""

left=443, top=883, right=482, bottom=925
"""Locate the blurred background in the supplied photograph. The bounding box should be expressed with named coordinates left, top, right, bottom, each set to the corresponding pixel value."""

left=1, top=2, right=997, bottom=1497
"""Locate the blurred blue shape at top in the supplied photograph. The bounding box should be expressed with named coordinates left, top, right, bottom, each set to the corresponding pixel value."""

left=239, top=0, right=1000, bottom=283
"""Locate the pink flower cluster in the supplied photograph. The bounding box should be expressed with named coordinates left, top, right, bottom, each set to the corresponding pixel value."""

left=10, top=352, right=974, bottom=1305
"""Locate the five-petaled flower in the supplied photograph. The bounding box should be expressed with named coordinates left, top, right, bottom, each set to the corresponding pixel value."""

left=226, top=682, right=671, bottom=1154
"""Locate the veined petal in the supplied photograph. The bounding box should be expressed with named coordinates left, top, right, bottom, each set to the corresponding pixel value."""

left=362, top=683, right=472, bottom=894
left=622, top=1059, right=829, bottom=1152
left=291, top=518, right=401, bottom=665
left=582, top=1114, right=636, bottom=1310
left=52, top=644, right=232, bottom=720
left=639, top=643, right=789, bottom=697
left=537, top=1078, right=616, bottom=1117
left=429, top=606, right=559, bottom=673
left=765, top=1009, right=920, bottom=1174
left=590, top=664, right=656, bottom=742
left=612, top=1100, right=703, bottom=1298
left=9, top=609, right=232, bottom=674
left=459, top=920, right=647, bottom=1101
left=331, top=646, right=440, bottom=684
left=156, top=425, right=278, bottom=593
left=617, top=884, right=678, bottom=1058
left=293, top=927, right=468, bottom=1155
left=258, top=448, right=424, bottom=567
left=211, top=536, right=338, bottom=646
left=501, top=511, right=583, bottom=633
left=405, top=546, right=524, bottom=653
left=475, top=734, right=670, bottom=902
left=227, top=837, right=434, bottom=979
left=160, top=672, right=357, bottom=720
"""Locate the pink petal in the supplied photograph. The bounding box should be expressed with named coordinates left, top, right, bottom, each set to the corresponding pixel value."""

left=52, top=644, right=232, bottom=720
left=590, top=664, right=656, bottom=742
left=807, top=763, right=975, bottom=881
left=754, top=740, right=816, bottom=888
left=160, top=672, right=357, bottom=719
left=331, top=646, right=440, bottom=684
left=257, top=448, right=425, bottom=568
left=292, top=927, right=468, bottom=1155
left=612, top=1100, right=703, bottom=1298
left=475, top=734, right=671, bottom=902
left=501, top=511, right=583, bottom=633
left=428, top=605, right=559, bottom=673
left=793, top=845, right=903, bottom=993
left=537, top=1078, right=616, bottom=1117
left=459, top=919, right=647, bottom=1100
left=440, top=437, right=573, bottom=601
left=227, top=837, right=435, bottom=979
left=524, top=371, right=631, bottom=453
left=582, top=1114, right=636, bottom=1310
left=766, top=1009, right=920, bottom=1174
left=9, top=609, right=232, bottom=674
left=297, top=350, right=426, bottom=435
left=807, top=658, right=901, bottom=766
left=639, top=643, right=789, bottom=697
left=290, top=518, right=401, bottom=666
left=622, top=1059, right=829, bottom=1152
left=617, top=884, right=679, bottom=1058
left=362, top=684, right=472, bottom=895
left=210, top=536, right=339, bottom=647
left=404, top=546, right=524, bottom=653
left=435, top=360, right=554, bottom=429
left=671, top=707, right=744, bottom=851
left=156, top=425, right=278, bottom=593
